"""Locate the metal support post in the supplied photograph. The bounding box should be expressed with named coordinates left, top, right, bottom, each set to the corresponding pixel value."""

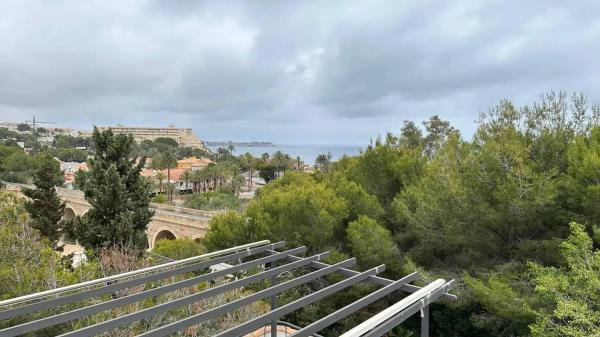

left=270, top=260, right=278, bottom=337
left=421, top=305, right=429, bottom=337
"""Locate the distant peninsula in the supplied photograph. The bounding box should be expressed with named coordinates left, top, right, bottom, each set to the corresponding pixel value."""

left=205, top=141, right=275, bottom=147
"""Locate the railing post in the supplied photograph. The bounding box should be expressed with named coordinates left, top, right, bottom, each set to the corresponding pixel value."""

left=421, top=305, right=429, bottom=337
left=270, top=260, right=278, bottom=337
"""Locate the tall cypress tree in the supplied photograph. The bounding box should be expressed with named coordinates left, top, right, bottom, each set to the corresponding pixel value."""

left=22, top=153, right=66, bottom=243
left=66, top=127, right=154, bottom=250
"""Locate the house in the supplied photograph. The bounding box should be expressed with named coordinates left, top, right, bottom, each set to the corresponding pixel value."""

left=60, top=161, right=88, bottom=189
left=141, top=168, right=193, bottom=193
left=177, top=156, right=214, bottom=170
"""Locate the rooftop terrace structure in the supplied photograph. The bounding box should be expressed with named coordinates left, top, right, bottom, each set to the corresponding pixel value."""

left=79, top=125, right=209, bottom=151
left=0, top=241, right=455, bottom=337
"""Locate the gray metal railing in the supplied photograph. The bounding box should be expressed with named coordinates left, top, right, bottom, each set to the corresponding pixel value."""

left=0, top=240, right=456, bottom=337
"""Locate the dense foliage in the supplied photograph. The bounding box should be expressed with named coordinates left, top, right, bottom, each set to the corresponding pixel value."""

left=22, top=154, right=66, bottom=243
left=65, top=127, right=154, bottom=250
left=0, top=144, right=33, bottom=182
left=0, top=191, right=99, bottom=328
left=528, top=222, right=600, bottom=337
left=204, top=92, right=600, bottom=336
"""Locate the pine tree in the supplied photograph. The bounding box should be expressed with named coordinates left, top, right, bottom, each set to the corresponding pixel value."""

left=22, top=154, right=66, bottom=243
left=65, top=127, right=154, bottom=250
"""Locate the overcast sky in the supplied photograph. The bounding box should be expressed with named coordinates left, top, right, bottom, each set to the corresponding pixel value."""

left=0, top=1, right=599, bottom=145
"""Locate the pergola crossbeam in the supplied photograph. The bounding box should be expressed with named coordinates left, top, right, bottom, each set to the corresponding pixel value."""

left=0, top=241, right=456, bottom=337
left=277, top=251, right=457, bottom=301
left=291, top=272, right=420, bottom=337
left=136, top=257, right=357, bottom=337
left=59, top=251, right=331, bottom=337
left=0, top=241, right=286, bottom=321
left=0, top=247, right=307, bottom=337
left=214, top=265, right=387, bottom=337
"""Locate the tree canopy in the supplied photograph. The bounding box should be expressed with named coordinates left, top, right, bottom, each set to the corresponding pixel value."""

left=65, top=127, right=154, bottom=250
left=22, top=154, right=66, bottom=243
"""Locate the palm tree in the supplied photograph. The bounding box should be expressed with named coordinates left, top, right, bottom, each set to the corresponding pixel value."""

left=190, top=169, right=204, bottom=193
left=203, top=164, right=217, bottom=191
left=231, top=174, right=245, bottom=197
left=157, top=152, right=178, bottom=185
left=227, top=144, right=235, bottom=155
left=164, top=182, right=176, bottom=202
left=296, top=156, right=302, bottom=171
left=181, top=169, right=192, bottom=194
left=155, top=171, right=167, bottom=194
left=315, top=152, right=332, bottom=173
left=243, top=153, right=256, bottom=190
left=272, top=151, right=286, bottom=177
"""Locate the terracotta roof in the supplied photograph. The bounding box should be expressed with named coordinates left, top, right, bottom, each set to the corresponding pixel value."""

left=141, top=168, right=187, bottom=182
left=177, top=156, right=214, bottom=169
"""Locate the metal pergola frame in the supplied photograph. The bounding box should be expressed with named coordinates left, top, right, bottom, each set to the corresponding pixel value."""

left=0, top=241, right=455, bottom=337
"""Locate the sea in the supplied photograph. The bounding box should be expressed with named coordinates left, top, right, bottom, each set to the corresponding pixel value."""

left=207, top=144, right=363, bottom=164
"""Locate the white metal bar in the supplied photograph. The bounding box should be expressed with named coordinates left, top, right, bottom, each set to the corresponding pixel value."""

left=339, top=279, right=446, bottom=337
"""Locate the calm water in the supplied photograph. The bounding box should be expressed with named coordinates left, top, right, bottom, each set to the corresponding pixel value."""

left=208, top=144, right=363, bottom=164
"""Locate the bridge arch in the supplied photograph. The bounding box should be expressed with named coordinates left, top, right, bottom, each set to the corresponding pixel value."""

left=63, top=207, right=76, bottom=221
left=154, top=229, right=177, bottom=243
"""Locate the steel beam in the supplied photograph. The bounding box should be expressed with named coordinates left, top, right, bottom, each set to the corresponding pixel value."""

left=0, top=242, right=285, bottom=321
left=291, top=272, right=419, bottom=337
left=276, top=251, right=457, bottom=301
left=0, top=240, right=273, bottom=309
left=59, top=252, right=335, bottom=337
left=215, top=265, right=387, bottom=337
left=421, top=305, right=429, bottom=337
left=360, top=280, right=454, bottom=337
left=0, top=247, right=306, bottom=337
left=136, top=258, right=358, bottom=337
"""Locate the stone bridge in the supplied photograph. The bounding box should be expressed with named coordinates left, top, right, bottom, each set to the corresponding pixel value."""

left=4, top=183, right=219, bottom=248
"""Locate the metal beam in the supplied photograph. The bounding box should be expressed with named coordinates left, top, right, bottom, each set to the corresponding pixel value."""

left=421, top=305, right=429, bottom=337
left=136, top=258, right=358, bottom=337
left=59, top=252, right=335, bottom=337
left=356, top=280, right=454, bottom=337
left=291, top=272, right=419, bottom=337
left=0, top=247, right=307, bottom=337
left=0, top=240, right=273, bottom=309
left=277, top=252, right=457, bottom=301
left=0, top=242, right=285, bottom=321
left=215, top=265, right=387, bottom=337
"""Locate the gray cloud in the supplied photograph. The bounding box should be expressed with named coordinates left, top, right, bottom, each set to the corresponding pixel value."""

left=0, top=0, right=599, bottom=144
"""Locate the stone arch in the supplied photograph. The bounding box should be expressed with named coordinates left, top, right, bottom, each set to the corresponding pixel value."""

left=154, top=229, right=177, bottom=243
left=63, top=207, right=76, bottom=221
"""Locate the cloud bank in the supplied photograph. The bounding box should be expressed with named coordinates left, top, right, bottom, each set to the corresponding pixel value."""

left=0, top=0, right=599, bottom=144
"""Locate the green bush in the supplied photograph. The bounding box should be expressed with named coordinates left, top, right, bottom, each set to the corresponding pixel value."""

left=152, top=238, right=205, bottom=260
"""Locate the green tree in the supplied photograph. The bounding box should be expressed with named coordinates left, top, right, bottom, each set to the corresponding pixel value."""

left=0, top=150, right=34, bottom=183
left=154, top=171, right=167, bottom=194
left=246, top=173, right=348, bottom=252
left=0, top=191, right=99, bottom=304
left=154, top=137, right=179, bottom=149
left=243, top=153, right=257, bottom=190
left=181, top=168, right=192, bottom=193
left=529, top=222, right=600, bottom=337
left=152, top=238, right=205, bottom=260
left=315, top=152, right=332, bottom=173
left=17, top=123, right=31, bottom=132
left=22, top=154, right=66, bottom=243
left=204, top=211, right=267, bottom=251
left=154, top=151, right=178, bottom=186
left=258, top=164, right=277, bottom=183
left=65, top=127, right=154, bottom=250
left=347, top=215, right=402, bottom=276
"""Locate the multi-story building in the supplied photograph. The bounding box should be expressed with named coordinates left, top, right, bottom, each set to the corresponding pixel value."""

left=80, top=125, right=208, bottom=150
